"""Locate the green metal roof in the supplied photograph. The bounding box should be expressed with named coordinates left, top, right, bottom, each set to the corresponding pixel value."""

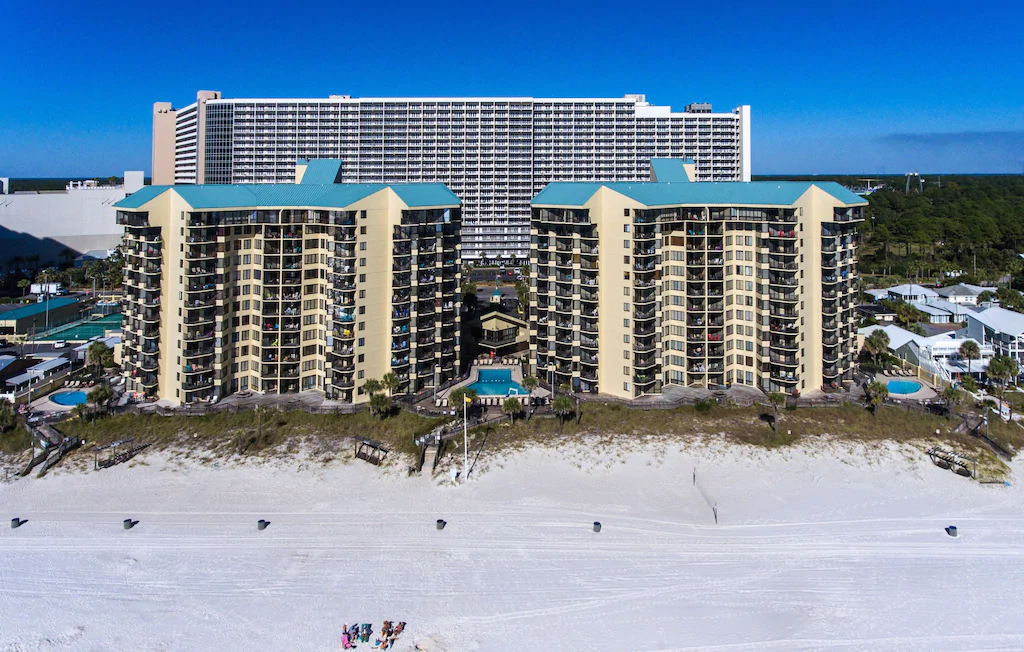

left=390, top=183, right=460, bottom=207
left=0, top=297, right=79, bottom=322
left=297, top=159, right=343, bottom=185
left=115, top=182, right=461, bottom=211
left=532, top=180, right=868, bottom=208
left=650, top=158, right=693, bottom=182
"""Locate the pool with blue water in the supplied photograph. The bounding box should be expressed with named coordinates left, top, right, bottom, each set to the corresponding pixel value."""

left=465, top=369, right=527, bottom=396
left=50, top=390, right=87, bottom=406
left=887, top=379, right=923, bottom=395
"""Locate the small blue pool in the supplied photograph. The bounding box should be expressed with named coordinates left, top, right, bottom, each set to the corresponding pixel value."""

left=50, top=390, right=87, bottom=406
left=887, top=380, right=923, bottom=395
left=465, top=369, right=527, bottom=396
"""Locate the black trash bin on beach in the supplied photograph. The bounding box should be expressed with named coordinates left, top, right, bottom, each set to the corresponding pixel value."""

left=593, top=521, right=602, bottom=533
left=436, top=519, right=446, bottom=531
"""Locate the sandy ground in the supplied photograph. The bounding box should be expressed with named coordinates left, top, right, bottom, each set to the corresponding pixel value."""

left=1, top=439, right=1023, bottom=651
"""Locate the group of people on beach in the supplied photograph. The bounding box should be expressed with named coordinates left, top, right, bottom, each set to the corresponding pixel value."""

left=341, top=621, right=405, bottom=649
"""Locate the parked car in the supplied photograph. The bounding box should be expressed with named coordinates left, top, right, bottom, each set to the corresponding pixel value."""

left=53, top=340, right=67, bottom=349
left=0, top=339, right=9, bottom=348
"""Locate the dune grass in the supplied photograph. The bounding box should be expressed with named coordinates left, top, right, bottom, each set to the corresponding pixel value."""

left=0, top=426, right=33, bottom=456
left=19, top=399, right=1024, bottom=481
left=468, top=401, right=1022, bottom=478
left=58, top=409, right=443, bottom=459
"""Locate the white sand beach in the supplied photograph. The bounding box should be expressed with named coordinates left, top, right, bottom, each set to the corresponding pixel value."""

left=1, top=439, right=1023, bottom=651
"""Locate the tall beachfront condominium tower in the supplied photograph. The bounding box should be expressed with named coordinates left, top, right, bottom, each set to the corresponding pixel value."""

left=528, top=160, right=866, bottom=399
left=152, top=92, right=750, bottom=263
left=115, top=161, right=462, bottom=406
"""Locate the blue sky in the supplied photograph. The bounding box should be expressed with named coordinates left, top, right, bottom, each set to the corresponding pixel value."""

left=1, top=0, right=1022, bottom=177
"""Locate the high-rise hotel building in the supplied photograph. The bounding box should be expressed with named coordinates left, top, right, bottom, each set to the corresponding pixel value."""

left=152, top=91, right=750, bottom=262
left=114, top=161, right=462, bottom=405
left=528, top=160, right=866, bottom=399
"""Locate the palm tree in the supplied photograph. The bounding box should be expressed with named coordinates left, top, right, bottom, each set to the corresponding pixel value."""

left=942, top=385, right=964, bottom=420
left=552, top=395, right=575, bottom=427
left=59, top=247, right=75, bottom=266
left=87, top=341, right=111, bottom=375
left=521, top=375, right=538, bottom=420
left=381, top=371, right=400, bottom=397
left=959, top=340, right=981, bottom=379
left=0, top=398, right=15, bottom=432
left=87, top=383, right=114, bottom=407
left=449, top=387, right=477, bottom=410
left=369, top=392, right=392, bottom=421
left=16, top=278, right=30, bottom=298
left=986, top=355, right=1019, bottom=417
left=864, top=329, right=890, bottom=368
left=361, top=378, right=382, bottom=396
left=866, top=380, right=888, bottom=418
left=71, top=403, right=88, bottom=421
left=502, top=397, right=522, bottom=424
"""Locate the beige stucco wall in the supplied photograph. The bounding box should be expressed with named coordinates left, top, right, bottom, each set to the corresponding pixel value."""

left=530, top=186, right=862, bottom=401
left=152, top=102, right=176, bottom=186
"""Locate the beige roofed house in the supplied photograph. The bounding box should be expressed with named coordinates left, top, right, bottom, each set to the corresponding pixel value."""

left=474, top=310, right=529, bottom=357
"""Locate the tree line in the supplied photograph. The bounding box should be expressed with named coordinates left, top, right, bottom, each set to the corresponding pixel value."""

left=858, top=175, right=1024, bottom=285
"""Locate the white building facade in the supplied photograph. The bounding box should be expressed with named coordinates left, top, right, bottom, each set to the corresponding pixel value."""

left=0, top=172, right=143, bottom=266
left=153, top=92, right=751, bottom=261
left=966, top=306, right=1024, bottom=377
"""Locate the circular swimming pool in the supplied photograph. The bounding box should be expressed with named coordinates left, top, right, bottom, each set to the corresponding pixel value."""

left=50, top=390, right=87, bottom=406
left=887, top=379, right=923, bottom=395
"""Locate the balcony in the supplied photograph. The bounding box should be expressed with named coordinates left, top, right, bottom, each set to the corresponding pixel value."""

left=770, top=337, right=799, bottom=351
left=184, top=329, right=214, bottom=342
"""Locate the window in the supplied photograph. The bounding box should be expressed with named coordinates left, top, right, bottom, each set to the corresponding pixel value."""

left=360, top=242, right=367, bottom=251
left=360, top=226, right=367, bottom=234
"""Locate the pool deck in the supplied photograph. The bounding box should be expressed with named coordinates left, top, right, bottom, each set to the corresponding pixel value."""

left=438, top=364, right=550, bottom=407
left=874, top=372, right=937, bottom=401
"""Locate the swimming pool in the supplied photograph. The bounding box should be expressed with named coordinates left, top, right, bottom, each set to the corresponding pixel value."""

left=887, top=379, right=923, bottom=395
left=50, top=390, right=87, bottom=406
left=465, top=369, right=527, bottom=396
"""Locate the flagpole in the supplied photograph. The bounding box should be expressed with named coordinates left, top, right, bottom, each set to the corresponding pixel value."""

left=463, top=396, right=468, bottom=482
